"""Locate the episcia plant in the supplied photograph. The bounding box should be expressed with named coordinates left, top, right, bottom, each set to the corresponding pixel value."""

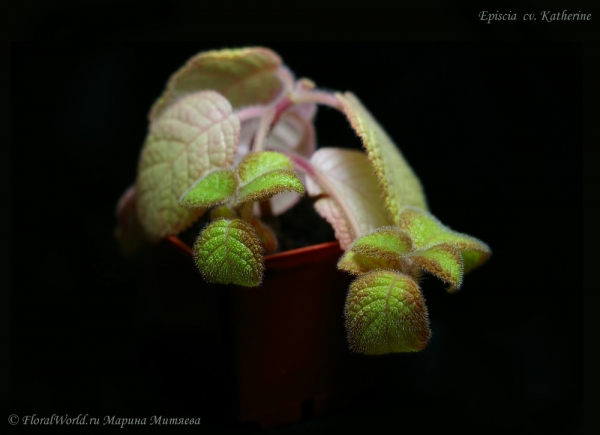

left=115, top=47, right=491, bottom=355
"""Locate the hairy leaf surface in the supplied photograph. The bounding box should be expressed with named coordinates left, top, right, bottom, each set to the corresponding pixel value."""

left=337, top=92, right=428, bottom=223
left=234, top=152, right=304, bottom=205
left=351, top=227, right=413, bottom=261
left=406, top=243, right=464, bottom=292
left=237, top=151, right=294, bottom=181
left=338, top=250, right=401, bottom=276
left=400, top=207, right=491, bottom=273
left=179, top=169, right=236, bottom=209
left=345, top=270, right=430, bottom=354
left=193, top=219, right=263, bottom=287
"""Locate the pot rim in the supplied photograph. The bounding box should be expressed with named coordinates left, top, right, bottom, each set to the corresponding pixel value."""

left=165, top=235, right=343, bottom=270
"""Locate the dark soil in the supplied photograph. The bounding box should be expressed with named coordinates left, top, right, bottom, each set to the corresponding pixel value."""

left=176, top=196, right=335, bottom=253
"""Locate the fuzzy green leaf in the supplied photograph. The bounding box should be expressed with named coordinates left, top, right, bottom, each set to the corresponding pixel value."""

left=136, top=91, right=240, bottom=241
left=338, top=227, right=416, bottom=277
left=237, top=151, right=294, bottom=180
left=179, top=169, right=236, bottom=209
left=338, top=250, right=401, bottom=276
left=336, top=92, right=428, bottom=224
left=400, top=207, right=491, bottom=273
left=406, top=244, right=464, bottom=292
left=306, top=148, right=394, bottom=250
left=351, top=227, right=413, bottom=261
left=150, top=47, right=285, bottom=121
left=193, top=219, right=264, bottom=287
left=236, top=170, right=304, bottom=205
left=345, top=270, right=430, bottom=355
left=234, top=152, right=304, bottom=205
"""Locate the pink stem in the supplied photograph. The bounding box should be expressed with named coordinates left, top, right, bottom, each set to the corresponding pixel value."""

left=236, top=105, right=267, bottom=122
left=292, top=90, right=342, bottom=110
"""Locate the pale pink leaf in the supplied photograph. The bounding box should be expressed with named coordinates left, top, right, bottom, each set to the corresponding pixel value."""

left=150, top=47, right=286, bottom=122
left=136, top=91, right=240, bottom=241
left=265, top=108, right=316, bottom=215
left=266, top=108, right=316, bottom=157
left=307, top=148, right=393, bottom=250
left=313, top=197, right=354, bottom=251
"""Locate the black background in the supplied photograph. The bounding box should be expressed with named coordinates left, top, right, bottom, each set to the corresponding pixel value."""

left=10, top=41, right=582, bottom=433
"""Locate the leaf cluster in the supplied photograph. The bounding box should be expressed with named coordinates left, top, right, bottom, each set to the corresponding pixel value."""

left=179, top=151, right=304, bottom=286
left=115, top=47, right=492, bottom=356
left=340, top=208, right=491, bottom=354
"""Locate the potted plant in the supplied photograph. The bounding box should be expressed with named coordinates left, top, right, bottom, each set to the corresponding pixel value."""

left=115, top=47, right=491, bottom=428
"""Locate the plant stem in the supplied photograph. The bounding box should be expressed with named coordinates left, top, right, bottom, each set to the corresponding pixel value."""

left=275, top=66, right=295, bottom=92
left=252, top=107, right=276, bottom=152
left=238, top=202, right=253, bottom=222
left=236, top=105, right=266, bottom=122
left=259, top=200, right=273, bottom=220
left=236, top=89, right=341, bottom=125
left=237, top=90, right=341, bottom=153
left=271, top=97, right=293, bottom=127
left=291, top=90, right=342, bottom=111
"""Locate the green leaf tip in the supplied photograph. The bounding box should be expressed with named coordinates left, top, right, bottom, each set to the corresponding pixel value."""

left=345, top=270, right=431, bottom=354
left=193, top=218, right=264, bottom=287
left=179, top=169, right=236, bottom=209
left=234, top=152, right=304, bottom=205
left=400, top=207, right=491, bottom=274
left=236, top=170, right=304, bottom=205
left=338, top=213, right=488, bottom=291
left=237, top=151, right=294, bottom=180
left=406, top=244, right=463, bottom=292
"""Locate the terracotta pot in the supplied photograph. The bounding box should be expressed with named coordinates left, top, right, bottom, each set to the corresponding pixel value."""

left=147, top=236, right=378, bottom=428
